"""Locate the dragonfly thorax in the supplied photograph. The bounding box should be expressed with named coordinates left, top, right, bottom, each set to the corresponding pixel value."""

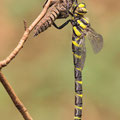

left=72, top=17, right=90, bottom=38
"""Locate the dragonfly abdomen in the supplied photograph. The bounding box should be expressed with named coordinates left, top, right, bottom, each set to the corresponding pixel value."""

left=72, top=38, right=83, bottom=120
left=71, top=16, right=89, bottom=120
left=74, top=69, right=83, bottom=120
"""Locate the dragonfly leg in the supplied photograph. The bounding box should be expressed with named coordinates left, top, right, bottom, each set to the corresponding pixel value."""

left=52, top=19, right=71, bottom=29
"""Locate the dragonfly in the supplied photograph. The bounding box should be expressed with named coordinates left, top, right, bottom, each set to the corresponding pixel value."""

left=52, top=1, right=103, bottom=120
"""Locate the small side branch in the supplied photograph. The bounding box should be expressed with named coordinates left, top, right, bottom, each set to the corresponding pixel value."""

left=0, top=71, right=33, bottom=120
left=23, top=20, right=27, bottom=31
left=0, top=0, right=52, bottom=70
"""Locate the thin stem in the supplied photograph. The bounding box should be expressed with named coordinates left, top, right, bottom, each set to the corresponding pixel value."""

left=0, top=0, right=72, bottom=119
left=0, top=71, right=33, bottom=120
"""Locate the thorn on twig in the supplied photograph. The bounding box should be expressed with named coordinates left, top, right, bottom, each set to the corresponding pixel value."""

left=23, top=20, right=27, bottom=31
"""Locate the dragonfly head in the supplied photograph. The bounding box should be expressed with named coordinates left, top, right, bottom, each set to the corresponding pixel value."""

left=73, top=3, right=88, bottom=16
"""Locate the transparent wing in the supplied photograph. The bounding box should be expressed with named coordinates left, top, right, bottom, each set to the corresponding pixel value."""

left=80, top=37, right=86, bottom=70
left=86, top=27, right=103, bottom=54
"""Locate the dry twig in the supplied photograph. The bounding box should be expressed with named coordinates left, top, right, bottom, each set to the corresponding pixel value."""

left=0, top=71, right=33, bottom=120
left=0, top=0, right=58, bottom=120
left=0, top=0, right=52, bottom=69
left=0, top=0, right=73, bottom=119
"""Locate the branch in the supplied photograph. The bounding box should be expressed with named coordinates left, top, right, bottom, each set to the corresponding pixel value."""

left=23, top=20, right=27, bottom=31
left=0, top=0, right=73, bottom=119
left=0, top=71, right=33, bottom=120
left=0, top=0, right=54, bottom=119
left=0, top=0, right=52, bottom=70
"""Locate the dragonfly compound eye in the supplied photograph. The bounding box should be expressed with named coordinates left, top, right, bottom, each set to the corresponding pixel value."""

left=75, top=3, right=88, bottom=15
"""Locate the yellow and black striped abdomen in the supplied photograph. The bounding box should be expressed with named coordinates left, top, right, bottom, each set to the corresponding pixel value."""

left=72, top=16, right=89, bottom=120
left=72, top=36, right=84, bottom=120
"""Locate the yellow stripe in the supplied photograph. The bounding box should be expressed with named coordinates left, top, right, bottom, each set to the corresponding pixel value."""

left=77, top=20, right=87, bottom=29
left=73, top=26, right=82, bottom=36
left=76, top=12, right=84, bottom=16
left=73, top=53, right=81, bottom=59
left=72, top=17, right=74, bottom=20
left=74, top=116, right=81, bottom=120
left=75, top=105, right=82, bottom=110
left=82, top=17, right=89, bottom=24
left=74, top=14, right=78, bottom=16
left=76, top=93, right=83, bottom=98
left=72, top=41, right=79, bottom=47
left=78, top=3, right=85, bottom=8
left=76, top=67, right=82, bottom=71
left=76, top=38, right=79, bottom=41
left=76, top=81, right=82, bottom=84
left=82, top=8, right=87, bottom=13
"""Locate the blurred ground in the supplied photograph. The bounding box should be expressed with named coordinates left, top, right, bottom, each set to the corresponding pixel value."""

left=0, top=0, right=120, bottom=120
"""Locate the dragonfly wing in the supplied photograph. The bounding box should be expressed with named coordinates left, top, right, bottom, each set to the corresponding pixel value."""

left=80, top=37, right=86, bottom=70
left=86, top=27, right=103, bottom=54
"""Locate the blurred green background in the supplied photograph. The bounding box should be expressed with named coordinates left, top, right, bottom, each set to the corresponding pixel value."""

left=0, top=0, right=120, bottom=120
